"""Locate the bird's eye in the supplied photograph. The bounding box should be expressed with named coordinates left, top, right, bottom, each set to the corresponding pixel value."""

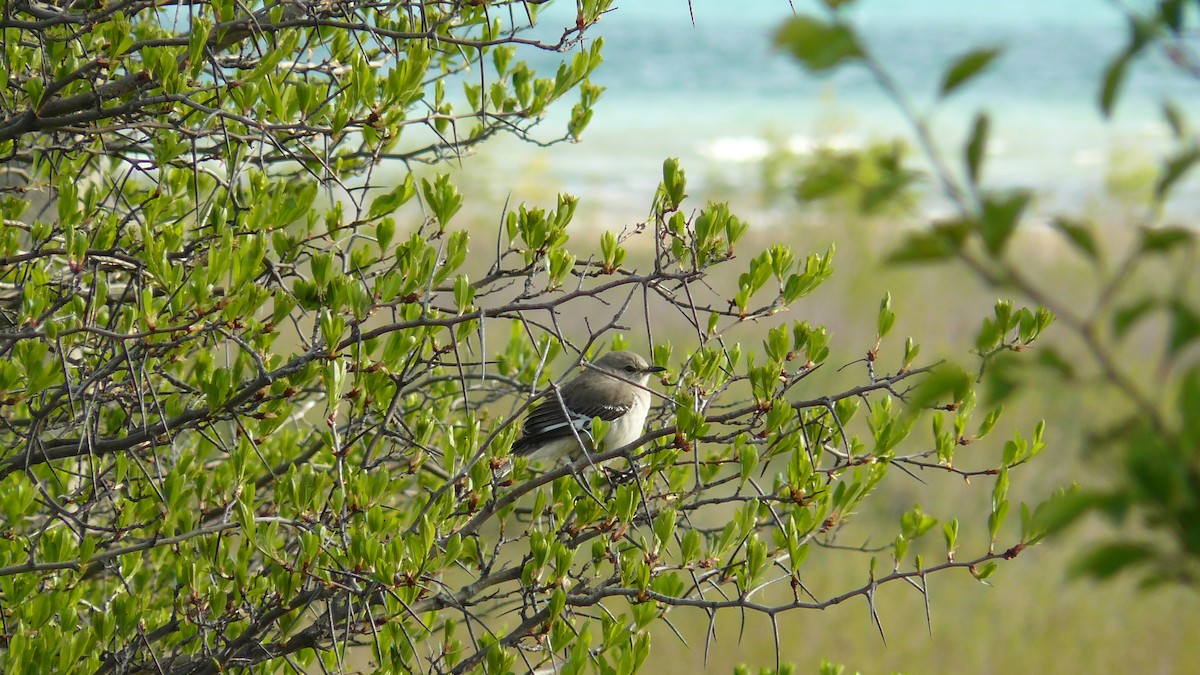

left=624, top=365, right=636, bottom=372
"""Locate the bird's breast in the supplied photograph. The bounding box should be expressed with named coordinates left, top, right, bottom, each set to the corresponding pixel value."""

left=603, top=393, right=651, bottom=451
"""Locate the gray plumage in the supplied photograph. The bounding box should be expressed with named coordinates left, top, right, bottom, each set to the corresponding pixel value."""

left=512, top=351, right=665, bottom=463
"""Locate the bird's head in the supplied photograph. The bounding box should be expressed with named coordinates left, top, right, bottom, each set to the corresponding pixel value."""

left=591, top=350, right=666, bottom=385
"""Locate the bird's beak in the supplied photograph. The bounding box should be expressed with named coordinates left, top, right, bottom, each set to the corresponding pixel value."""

left=646, top=365, right=667, bottom=373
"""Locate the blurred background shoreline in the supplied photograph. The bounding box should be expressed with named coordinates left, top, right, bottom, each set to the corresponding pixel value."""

left=435, top=0, right=1200, bottom=225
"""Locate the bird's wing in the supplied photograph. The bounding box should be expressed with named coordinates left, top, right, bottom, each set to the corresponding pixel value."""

left=512, top=391, right=633, bottom=456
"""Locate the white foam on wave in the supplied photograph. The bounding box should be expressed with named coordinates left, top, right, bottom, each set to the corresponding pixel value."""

left=786, top=136, right=817, bottom=155
left=786, top=134, right=865, bottom=155
left=700, top=137, right=770, bottom=162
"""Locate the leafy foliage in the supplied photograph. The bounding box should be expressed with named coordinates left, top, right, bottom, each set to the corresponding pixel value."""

left=0, top=0, right=1052, bottom=673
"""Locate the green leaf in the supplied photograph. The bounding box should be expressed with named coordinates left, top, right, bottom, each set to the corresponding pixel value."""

left=232, top=234, right=266, bottom=288
left=907, top=364, right=972, bottom=411
left=1112, top=297, right=1157, bottom=339
left=795, top=155, right=855, bottom=202
left=453, top=275, right=474, bottom=314
left=1139, top=226, right=1193, bottom=253
left=1051, top=217, right=1100, bottom=262
left=600, top=230, right=624, bottom=272
left=1099, top=51, right=1131, bottom=117
left=877, top=292, right=895, bottom=338
left=1155, top=143, right=1200, bottom=201
left=971, top=561, right=998, bottom=582
left=652, top=509, right=677, bottom=548
left=988, top=296, right=1017, bottom=333
left=1180, top=367, right=1200, bottom=442
left=979, top=190, right=1030, bottom=255
left=1160, top=0, right=1186, bottom=31
left=942, top=519, right=959, bottom=554
left=887, top=229, right=957, bottom=264
left=940, top=47, right=1002, bottom=97
left=977, top=406, right=1003, bottom=438
left=1031, top=486, right=1102, bottom=536
left=737, top=443, right=760, bottom=485
left=310, top=252, right=333, bottom=289
left=421, top=174, right=464, bottom=228
left=1163, top=99, right=1188, bottom=139
left=371, top=221, right=394, bottom=258
left=1070, top=542, right=1156, bottom=579
left=1167, top=300, right=1200, bottom=358
left=773, top=16, right=863, bottom=72
left=661, top=157, right=688, bottom=209
left=965, top=112, right=989, bottom=185
left=186, top=17, right=213, bottom=78
left=369, top=173, right=416, bottom=220
left=902, top=336, right=921, bottom=370
left=901, top=505, right=937, bottom=539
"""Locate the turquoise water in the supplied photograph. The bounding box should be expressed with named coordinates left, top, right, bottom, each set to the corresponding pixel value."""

left=485, top=0, right=1200, bottom=217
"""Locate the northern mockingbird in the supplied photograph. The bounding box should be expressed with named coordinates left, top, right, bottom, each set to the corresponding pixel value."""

left=511, top=350, right=665, bottom=465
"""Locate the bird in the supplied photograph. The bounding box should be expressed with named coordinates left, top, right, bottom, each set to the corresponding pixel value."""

left=511, top=350, right=666, bottom=466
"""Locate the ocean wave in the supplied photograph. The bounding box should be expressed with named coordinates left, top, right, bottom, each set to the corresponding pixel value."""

left=699, top=134, right=876, bottom=163
left=699, top=137, right=770, bottom=162
left=787, top=134, right=865, bottom=154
